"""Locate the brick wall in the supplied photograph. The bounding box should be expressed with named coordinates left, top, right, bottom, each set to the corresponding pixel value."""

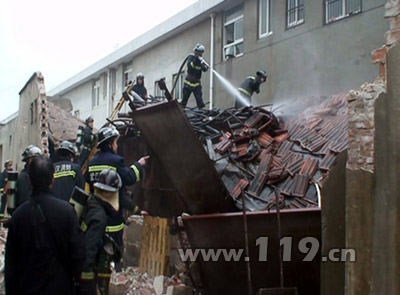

left=347, top=0, right=400, bottom=172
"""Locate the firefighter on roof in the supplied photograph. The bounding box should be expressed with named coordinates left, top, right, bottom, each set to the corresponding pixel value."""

left=180, top=43, right=209, bottom=109
left=235, top=70, right=268, bottom=108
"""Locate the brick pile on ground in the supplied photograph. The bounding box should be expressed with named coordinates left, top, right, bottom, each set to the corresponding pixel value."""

left=110, top=268, right=193, bottom=295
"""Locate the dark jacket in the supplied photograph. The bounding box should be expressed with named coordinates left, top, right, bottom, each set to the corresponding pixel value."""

left=82, top=126, right=96, bottom=148
left=0, top=169, right=7, bottom=196
left=85, top=148, right=142, bottom=211
left=15, top=167, right=31, bottom=207
left=53, top=159, right=85, bottom=201
left=184, top=54, right=208, bottom=86
left=81, top=195, right=124, bottom=272
left=5, top=189, right=84, bottom=295
left=131, top=83, right=148, bottom=100
left=238, top=76, right=262, bottom=98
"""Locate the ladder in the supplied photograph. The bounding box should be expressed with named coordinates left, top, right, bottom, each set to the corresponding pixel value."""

left=81, top=81, right=135, bottom=174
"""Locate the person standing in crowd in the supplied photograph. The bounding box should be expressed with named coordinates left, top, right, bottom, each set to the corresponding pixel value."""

left=15, top=145, right=42, bottom=207
left=78, top=169, right=124, bottom=295
left=53, top=141, right=84, bottom=201
left=235, top=70, right=267, bottom=108
left=131, top=73, right=148, bottom=101
left=0, top=160, right=13, bottom=216
left=77, top=116, right=96, bottom=166
left=85, top=127, right=148, bottom=214
left=180, top=43, right=209, bottom=109
left=5, top=156, right=84, bottom=295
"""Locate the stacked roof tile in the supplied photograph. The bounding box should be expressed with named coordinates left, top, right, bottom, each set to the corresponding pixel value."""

left=204, top=93, right=348, bottom=211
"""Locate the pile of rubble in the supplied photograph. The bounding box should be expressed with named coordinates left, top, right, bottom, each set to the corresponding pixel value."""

left=110, top=268, right=192, bottom=295
left=0, top=226, right=8, bottom=295
left=183, top=93, right=348, bottom=211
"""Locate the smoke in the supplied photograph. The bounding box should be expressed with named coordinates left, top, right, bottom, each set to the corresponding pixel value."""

left=263, top=95, right=330, bottom=123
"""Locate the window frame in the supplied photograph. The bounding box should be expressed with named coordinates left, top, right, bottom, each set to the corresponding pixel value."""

left=259, top=0, right=273, bottom=39
left=92, top=79, right=100, bottom=108
left=286, top=0, right=305, bottom=29
left=154, top=78, right=166, bottom=100
left=324, top=0, right=362, bottom=25
left=224, top=5, right=244, bottom=59
left=172, top=72, right=185, bottom=101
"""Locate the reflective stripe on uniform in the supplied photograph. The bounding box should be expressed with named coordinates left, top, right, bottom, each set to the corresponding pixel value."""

left=190, top=61, right=202, bottom=71
left=238, top=87, right=252, bottom=97
left=80, top=271, right=95, bottom=280
left=81, top=221, right=124, bottom=233
left=105, top=223, right=124, bottom=233
left=184, top=80, right=200, bottom=87
left=97, top=273, right=111, bottom=278
left=88, top=165, right=117, bottom=173
left=130, top=164, right=140, bottom=182
left=54, top=171, right=76, bottom=179
left=81, top=222, right=88, bottom=232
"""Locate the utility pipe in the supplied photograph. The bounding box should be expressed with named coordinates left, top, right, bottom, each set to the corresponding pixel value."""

left=209, top=13, right=215, bottom=110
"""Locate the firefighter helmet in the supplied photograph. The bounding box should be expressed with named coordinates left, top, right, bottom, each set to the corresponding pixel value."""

left=57, top=141, right=76, bottom=156
left=97, top=127, right=120, bottom=147
left=85, top=116, right=94, bottom=125
left=22, top=145, right=42, bottom=162
left=136, top=73, right=144, bottom=79
left=256, top=70, right=267, bottom=79
left=94, top=169, right=122, bottom=192
left=193, top=43, right=205, bottom=54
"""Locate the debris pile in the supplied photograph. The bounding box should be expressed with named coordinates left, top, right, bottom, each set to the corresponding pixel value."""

left=184, top=93, right=348, bottom=211
left=110, top=268, right=193, bottom=295
left=0, top=226, right=8, bottom=295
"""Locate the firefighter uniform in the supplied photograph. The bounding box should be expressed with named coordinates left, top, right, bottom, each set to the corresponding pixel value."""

left=79, top=195, right=124, bottom=295
left=235, top=76, right=261, bottom=108
left=53, top=160, right=85, bottom=201
left=131, top=73, right=148, bottom=100
left=236, top=70, right=267, bottom=108
left=77, top=121, right=96, bottom=166
left=181, top=52, right=208, bottom=109
left=15, top=167, right=31, bottom=207
left=0, top=169, right=8, bottom=215
left=85, top=150, right=142, bottom=212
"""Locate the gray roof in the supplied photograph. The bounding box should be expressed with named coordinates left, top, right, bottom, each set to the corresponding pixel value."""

left=48, top=0, right=225, bottom=96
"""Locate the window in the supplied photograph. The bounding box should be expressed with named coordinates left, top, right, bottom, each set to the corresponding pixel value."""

left=172, top=72, right=184, bottom=101
left=74, top=110, right=80, bottom=118
left=9, top=135, right=12, bottom=146
left=259, top=0, right=272, bottom=38
left=325, top=0, right=361, bottom=24
left=224, top=5, right=244, bottom=59
left=287, top=0, right=304, bottom=28
left=92, top=79, right=100, bottom=108
left=123, top=62, right=133, bottom=86
left=154, top=78, right=165, bottom=99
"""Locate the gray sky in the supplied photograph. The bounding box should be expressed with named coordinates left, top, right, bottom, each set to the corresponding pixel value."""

left=0, top=0, right=197, bottom=120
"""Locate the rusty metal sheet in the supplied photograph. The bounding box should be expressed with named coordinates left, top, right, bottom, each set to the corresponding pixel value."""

left=132, top=101, right=235, bottom=214
left=182, top=208, right=321, bottom=295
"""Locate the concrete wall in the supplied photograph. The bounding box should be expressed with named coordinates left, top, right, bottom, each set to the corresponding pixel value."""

left=0, top=114, right=19, bottom=170
left=213, top=0, right=388, bottom=108
left=372, top=44, right=400, bottom=295
left=54, top=0, right=388, bottom=127
left=132, top=18, right=212, bottom=104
